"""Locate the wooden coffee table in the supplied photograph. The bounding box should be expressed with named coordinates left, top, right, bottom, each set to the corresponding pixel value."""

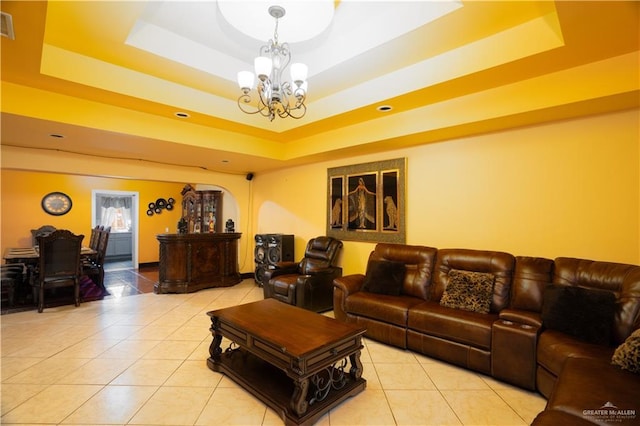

left=207, top=299, right=366, bottom=426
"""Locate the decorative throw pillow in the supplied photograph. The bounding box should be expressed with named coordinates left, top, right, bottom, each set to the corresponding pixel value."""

left=612, top=328, right=640, bottom=374
left=362, top=260, right=406, bottom=296
left=541, top=285, right=616, bottom=345
left=439, top=269, right=495, bottom=314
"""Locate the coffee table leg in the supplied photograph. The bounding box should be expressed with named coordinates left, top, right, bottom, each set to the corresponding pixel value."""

left=209, top=317, right=222, bottom=359
left=349, top=350, right=363, bottom=380
left=291, top=377, right=310, bottom=416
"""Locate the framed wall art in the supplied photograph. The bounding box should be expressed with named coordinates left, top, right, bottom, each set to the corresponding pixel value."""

left=327, top=158, right=406, bottom=243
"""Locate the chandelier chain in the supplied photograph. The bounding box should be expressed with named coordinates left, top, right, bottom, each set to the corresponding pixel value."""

left=273, top=15, right=279, bottom=45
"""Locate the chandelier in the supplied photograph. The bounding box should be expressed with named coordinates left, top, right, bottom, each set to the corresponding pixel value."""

left=236, top=5, right=308, bottom=121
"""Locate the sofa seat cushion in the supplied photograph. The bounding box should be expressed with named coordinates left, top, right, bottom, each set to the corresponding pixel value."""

left=407, top=301, right=497, bottom=350
left=345, top=292, right=423, bottom=327
left=545, top=357, right=640, bottom=423
left=537, top=329, right=614, bottom=376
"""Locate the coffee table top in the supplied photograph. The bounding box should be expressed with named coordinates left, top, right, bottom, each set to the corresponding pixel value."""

left=207, top=299, right=366, bottom=358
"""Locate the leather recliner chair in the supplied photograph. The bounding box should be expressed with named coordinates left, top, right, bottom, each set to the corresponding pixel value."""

left=263, top=236, right=343, bottom=312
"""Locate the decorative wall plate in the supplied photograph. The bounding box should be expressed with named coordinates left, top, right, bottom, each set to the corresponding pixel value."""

left=42, top=192, right=72, bottom=216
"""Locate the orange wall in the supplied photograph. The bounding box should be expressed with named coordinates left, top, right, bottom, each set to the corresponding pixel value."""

left=1, top=148, right=256, bottom=272
left=0, top=172, right=184, bottom=263
left=2, top=109, right=639, bottom=275
left=253, top=109, right=640, bottom=274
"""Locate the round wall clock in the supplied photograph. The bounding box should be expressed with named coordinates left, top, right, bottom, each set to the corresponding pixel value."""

left=41, top=192, right=72, bottom=216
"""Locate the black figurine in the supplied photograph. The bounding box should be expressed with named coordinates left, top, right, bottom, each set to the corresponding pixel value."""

left=177, top=217, right=188, bottom=234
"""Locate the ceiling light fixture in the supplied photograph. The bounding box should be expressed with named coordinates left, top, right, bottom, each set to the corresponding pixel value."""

left=236, top=5, right=307, bottom=122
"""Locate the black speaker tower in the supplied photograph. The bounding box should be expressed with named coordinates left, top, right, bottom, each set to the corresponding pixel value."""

left=254, top=234, right=294, bottom=285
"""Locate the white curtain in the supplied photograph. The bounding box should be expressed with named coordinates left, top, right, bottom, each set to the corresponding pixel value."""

left=99, top=197, right=132, bottom=231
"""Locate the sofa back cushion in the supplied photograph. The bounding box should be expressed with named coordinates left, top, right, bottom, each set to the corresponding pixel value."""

left=511, top=256, right=554, bottom=312
left=432, top=249, right=515, bottom=313
left=369, top=243, right=437, bottom=301
left=542, top=284, right=617, bottom=345
left=362, top=260, right=406, bottom=296
left=553, top=257, right=640, bottom=345
left=440, top=269, right=495, bottom=313
left=611, top=328, right=640, bottom=373
left=299, top=236, right=343, bottom=274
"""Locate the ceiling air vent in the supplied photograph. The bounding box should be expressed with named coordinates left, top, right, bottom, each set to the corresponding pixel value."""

left=1, top=11, right=15, bottom=40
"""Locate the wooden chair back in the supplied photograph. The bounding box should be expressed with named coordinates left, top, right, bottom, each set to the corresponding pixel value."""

left=36, top=229, right=84, bottom=312
left=89, top=225, right=101, bottom=250
left=31, top=225, right=57, bottom=247
left=95, top=226, right=111, bottom=264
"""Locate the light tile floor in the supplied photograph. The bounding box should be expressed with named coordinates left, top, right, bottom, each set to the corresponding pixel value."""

left=1, top=279, right=546, bottom=425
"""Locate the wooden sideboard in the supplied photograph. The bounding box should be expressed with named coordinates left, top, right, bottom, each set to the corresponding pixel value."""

left=155, top=233, right=242, bottom=294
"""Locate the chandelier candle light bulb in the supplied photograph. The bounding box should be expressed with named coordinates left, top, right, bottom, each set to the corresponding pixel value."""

left=236, top=5, right=308, bottom=121
left=254, top=57, right=273, bottom=80
left=237, top=71, right=255, bottom=92
left=290, top=63, right=308, bottom=86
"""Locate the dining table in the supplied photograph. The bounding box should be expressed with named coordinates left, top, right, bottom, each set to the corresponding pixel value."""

left=3, top=246, right=97, bottom=263
left=3, top=246, right=100, bottom=304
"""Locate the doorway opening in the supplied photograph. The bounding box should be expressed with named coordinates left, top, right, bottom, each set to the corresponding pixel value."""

left=92, top=190, right=139, bottom=271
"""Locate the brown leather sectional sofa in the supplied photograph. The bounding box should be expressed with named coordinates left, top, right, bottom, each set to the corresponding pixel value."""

left=333, top=243, right=640, bottom=425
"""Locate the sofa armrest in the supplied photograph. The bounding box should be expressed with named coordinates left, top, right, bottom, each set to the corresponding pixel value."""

left=275, top=260, right=298, bottom=269
left=499, top=308, right=543, bottom=328
left=543, top=357, right=640, bottom=423
left=333, top=274, right=365, bottom=296
left=274, top=260, right=299, bottom=271
left=492, top=317, right=541, bottom=390
left=333, top=274, right=365, bottom=321
left=263, top=261, right=300, bottom=283
left=297, top=267, right=342, bottom=286
left=292, top=268, right=343, bottom=313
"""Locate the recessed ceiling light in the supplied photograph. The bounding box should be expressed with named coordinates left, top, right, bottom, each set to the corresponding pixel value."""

left=377, top=105, right=393, bottom=112
left=49, top=134, right=65, bottom=138
left=175, top=112, right=190, bottom=118
left=221, top=160, right=229, bottom=163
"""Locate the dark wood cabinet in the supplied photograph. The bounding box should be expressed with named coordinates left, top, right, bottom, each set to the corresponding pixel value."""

left=155, top=233, right=242, bottom=293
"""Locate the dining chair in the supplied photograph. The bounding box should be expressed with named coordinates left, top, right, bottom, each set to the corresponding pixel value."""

left=88, top=225, right=101, bottom=251
left=1, top=263, right=25, bottom=307
left=30, top=225, right=57, bottom=247
left=34, top=229, right=84, bottom=313
left=82, top=226, right=110, bottom=291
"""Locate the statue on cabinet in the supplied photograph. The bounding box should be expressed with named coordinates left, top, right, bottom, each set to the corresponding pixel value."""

left=177, top=217, right=188, bottom=234
left=208, top=212, right=216, bottom=233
